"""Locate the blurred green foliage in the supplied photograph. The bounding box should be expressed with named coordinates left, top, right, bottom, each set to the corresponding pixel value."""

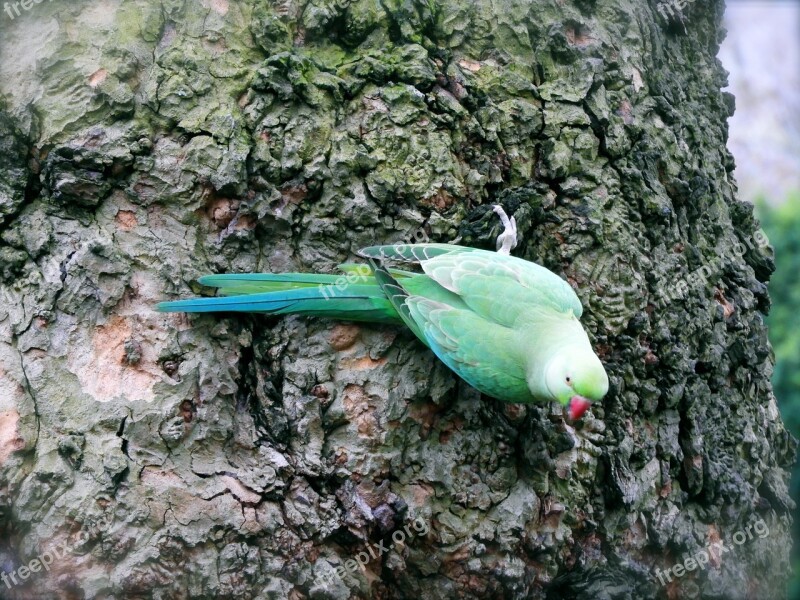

left=756, top=192, right=800, bottom=597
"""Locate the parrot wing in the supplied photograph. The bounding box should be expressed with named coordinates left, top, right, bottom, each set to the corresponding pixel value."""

left=359, top=243, right=479, bottom=263
left=361, top=244, right=582, bottom=328
left=404, top=296, right=532, bottom=402
left=368, top=262, right=533, bottom=402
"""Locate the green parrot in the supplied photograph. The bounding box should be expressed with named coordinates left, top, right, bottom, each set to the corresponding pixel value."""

left=158, top=236, right=609, bottom=420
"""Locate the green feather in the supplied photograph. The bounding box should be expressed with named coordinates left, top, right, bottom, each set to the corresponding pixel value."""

left=158, top=283, right=403, bottom=323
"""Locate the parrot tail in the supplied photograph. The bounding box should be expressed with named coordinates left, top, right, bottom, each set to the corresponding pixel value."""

left=156, top=267, right=407, bottom=324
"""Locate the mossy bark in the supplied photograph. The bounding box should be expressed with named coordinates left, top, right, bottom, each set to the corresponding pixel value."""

left=0, top=1, right=794, bottom=599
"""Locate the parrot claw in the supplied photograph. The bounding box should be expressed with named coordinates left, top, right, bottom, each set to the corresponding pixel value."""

left=492, top=205, right=518, bottom=255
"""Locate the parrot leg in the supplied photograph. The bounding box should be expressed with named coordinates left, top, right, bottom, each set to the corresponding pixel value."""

left=492, top=205, right=518, bottom=255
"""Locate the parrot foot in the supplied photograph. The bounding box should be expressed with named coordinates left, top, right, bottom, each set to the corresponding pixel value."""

left=492, top=205, right=518, bottom=255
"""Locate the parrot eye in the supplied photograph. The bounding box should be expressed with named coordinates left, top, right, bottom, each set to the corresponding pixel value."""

left=565, top=376, right=572, bottom=384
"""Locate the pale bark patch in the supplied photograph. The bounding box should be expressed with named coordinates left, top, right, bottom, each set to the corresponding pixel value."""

left=0, top=409, right=23, bottom=465
left=407, top=483, right=435, bottom=508
left=458, top=59, right=481, bottom=72
left=339, top=355, right=387, bottom=371
left=115, top=209, right=137, bottom=230
left=203, top=0, right=229, bottom=15
left=68, top=316, right=160, bottom=403
left=329, top=324, right=360, bottom=351
left=88, top=68, right=108, bottom=88
left=342, top=384, right=378, bottom=437
left=219, top=475, right=261, bottom=504
left=0, top=366, right=26, bottom=411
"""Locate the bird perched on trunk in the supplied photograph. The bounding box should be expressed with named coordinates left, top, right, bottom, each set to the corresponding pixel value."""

left=158, top=207, right=609, bottom=420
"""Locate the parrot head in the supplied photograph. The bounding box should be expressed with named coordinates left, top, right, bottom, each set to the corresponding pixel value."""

left=542, top=347, right=609, bottom=420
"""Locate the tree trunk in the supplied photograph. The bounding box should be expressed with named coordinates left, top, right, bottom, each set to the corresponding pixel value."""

left=0, top=1, right=794, bottom=599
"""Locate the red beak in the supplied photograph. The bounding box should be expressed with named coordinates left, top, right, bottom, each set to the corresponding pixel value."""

left=568, top=396, right=592, bottom=420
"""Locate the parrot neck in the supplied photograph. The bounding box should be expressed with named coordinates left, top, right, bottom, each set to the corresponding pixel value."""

left=523, top=316, right=592, bottom=402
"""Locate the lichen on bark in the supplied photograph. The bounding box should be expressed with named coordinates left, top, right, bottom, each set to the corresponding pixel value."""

left=0, top=0, right=794, bottom=599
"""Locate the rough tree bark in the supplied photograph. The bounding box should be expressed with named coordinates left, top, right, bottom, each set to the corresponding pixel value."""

left=0, top=0, right=794, bottom=599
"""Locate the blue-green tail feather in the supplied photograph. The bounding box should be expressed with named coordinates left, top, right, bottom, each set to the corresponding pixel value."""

left=157, top=274, right=404, bottom=323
